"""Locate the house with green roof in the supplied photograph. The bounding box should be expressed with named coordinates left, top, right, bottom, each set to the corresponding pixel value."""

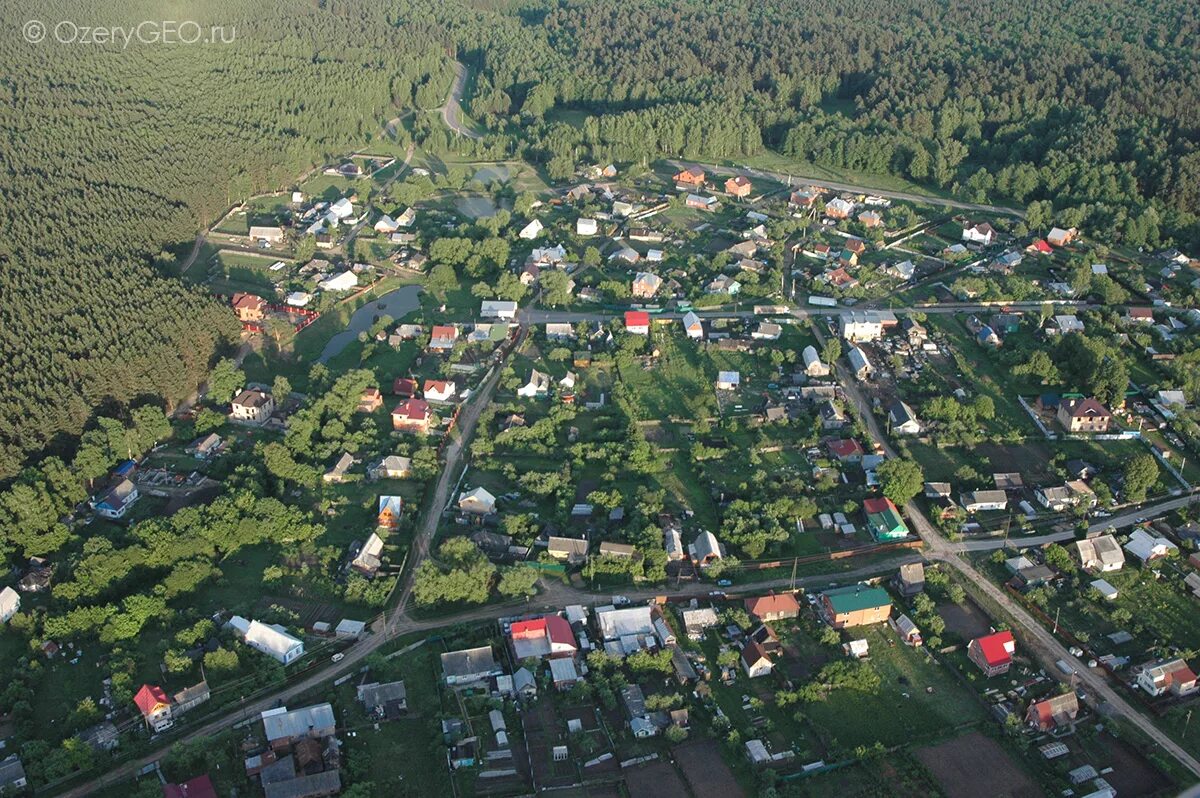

left=820, top=585, right=892, bottom=629
left=863, top=497, right=910, bottom=541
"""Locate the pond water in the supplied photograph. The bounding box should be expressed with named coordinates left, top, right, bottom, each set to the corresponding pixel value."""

left=455, top=195, right=499, bottom=219
left=317, top=284, right=421, bottom=363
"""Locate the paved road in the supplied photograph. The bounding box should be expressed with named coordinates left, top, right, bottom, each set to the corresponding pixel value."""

left=813, top=320, right=1200, bottom=780
left=666, top=159, right=1025, bottom=218
left=442, top=62, right=480, bottom=139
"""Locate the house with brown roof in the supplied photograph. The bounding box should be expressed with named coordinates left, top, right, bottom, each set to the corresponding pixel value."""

left=231, top=388, right=274, bottom=424
left=740, top=640, right=773, bottom=678
left=232, top=292, right=267, bottom=322
left=744, top=593, right=800, bottom=622
left=1025, top=692, right=1079, bottom=733
left=725, top=175, right=752, bottom=197
left=1057, top=398, right=1111, bottom=433
left=674, top=167, right=706, bottom=188
left=428, top=325, right=459, bottom=351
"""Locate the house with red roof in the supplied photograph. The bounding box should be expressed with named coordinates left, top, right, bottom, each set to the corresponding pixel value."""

left=509, top=615, right=578, bottom=659
left=826, top=438, right=865, bottom=464
left=162, top=774, right=218, bottom=798
left=1025, top=239, right=1053, bottom=255
left=624, top=311, right=651, bottom=335
left=423, top=379, right=457, bottom=403
left=744, top=593, right=800, bottom=622
left=134, top=684, right=174, bottom=732
left=968, top=631, right=1015, bottom=677
left=428, top=324, right=459, bottom=351
left=391, top=399, right=432, bottom=434
left=392, top=377, right=416, bottom=397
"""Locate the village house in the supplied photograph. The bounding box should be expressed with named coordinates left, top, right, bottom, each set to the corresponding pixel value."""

left=134, top=684, right=174, bottom=732
left=624, top=310, right=650, bottom=335
left=231, top=388, right=275, bottom=424
left=681, top=607, right=719, bottom=640
left=92, top=478, right=140, bottom=520
left=740, top=640, right=773, bottom=678
left=847, top=346, right=873, bottom=380
left=674, top=166, right=706, bottom=188
left=428, top=324, right=459, bottom=351
left=598, top=542, right=636, bottom=559
left=1124, top=528, right=1178, bottom=563
left=968, top=630, right=1015, bottom=677
left=547, top=536, right=589, bottom=564
left=827, top=437, right=865, bottom=464
left=689, top=531, right=725, bottom=567
left=357, top=680, right=407, bottom=718
left=0, top=588, right=19, bottom=624
left=391, top=398, right=432, bottom=434
left=235, top=618, right=305, bottom=664
left=716, top=370, right=741, bottom=391
left=518, top=219, right=543, bottom=240
left=888, top=400, right=921, bottom=435
left=820, top=585, right=891, bottom=629
left=745, top=593, right=800, bottom=622
left=231, top=292, right=267, bottom=322
left=1073, top=535, right=1125, bottom=571
left=802, top=345, right=830, bottom=376
left=322, top=452, right=355, bottom=483
left=458, top=486, right=497, bottom=516
left=357, top=388, right=383, bottom=413
left=1057, top=397, right=1111, bottom=433
left=960, top=490, right=1008, bottom=513
left=894, top=562, right=925, bottom=597
left=818, top=401, right=843, bottom=431
left=369, top=455, right=411, bottom=480
left=423, top=379, right=457, bottom=403
left=1046, top=226, right=1077, bottom=247
left=631, top=272, right=663, bottom=298
left=377, top=495, right=403, bottom=529
left=825, top=197, right=855, bottom=219
left=480, top=300, right=518, bottom=320
left=509, top=615, right=578, bottom=659
left=681, top=310, right=704, bottom=340
left=441, top=646, right=503, bottom=686
left=351, top=533, right=384, bottom=576
left=725, top=175, right=752, bottom=197
left=858, top=210, right=883, bottom=228
left=162, top=775, right=217, bottom=798
left=1136, top=658, right=1198, bottom=697
left=962, top=222, right=996, bottom=245
left=1026, top=692, right=1080, bottom=733
left=863, top=497, right=910, bottom=541
left=576, top=217, right=598, bottom=236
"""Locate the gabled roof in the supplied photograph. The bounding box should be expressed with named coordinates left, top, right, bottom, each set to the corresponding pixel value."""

left=744, top=593, right=800, bottom=617
left=827, top=438, right=864, bottom=459
left=392, top=398, right=430, bottom=421
left=973, top=631, right=1015, bottom=666
left=134, top=684, right=170, bottom=716
left=262, top=703, right=335, bottom=742
left=1060, top=397, right=1109, bottom=418
left=823, top=585, right=890, bottom=614
left=163, top=774, right=218, bottom=798
left=624, top=310, right=651, bottom=328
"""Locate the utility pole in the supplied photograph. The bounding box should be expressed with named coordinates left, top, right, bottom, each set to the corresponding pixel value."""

left=1185, top=709, right=1193, bottom=739
left=790, top=557, right=798, bottom=591
left=1053, top=607, right=1060, bottom=635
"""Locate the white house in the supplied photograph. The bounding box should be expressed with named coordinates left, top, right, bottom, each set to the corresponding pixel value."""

left=458, top=486, right=497, bottom=515
left=319, top=271, right=359, bottom=292
left=0, top=587, right=20, bottom=623
left=576, top=218, right=598, bottom=236
left=248, top=225, right=285, bottom=245
left=374, top=214, right=399, bottom=234
left=716, top=371, right=740, bottom=391
left=741, top=641, right=773, bottom=678
left=1124, top=528, right=1178, bottom=563
left=518, top=219, right=544, bottom=240
left=839, top=311, right=884, bottom=342
left=92, top=479, right=140, bottom=520
left=328, top=197, right=354, bottom=220
left=517, top=370, right=552, bottom=398
left=962, top=222, right=996, bottom=245
left=1136, top=658, right=1198, bottom=697
left=682, top=311, right=704, bottom=340
left=1074, top=535, right=1125, bottom=571
left=480, top=300, right=518, bottom=320
left=960, top=490, right=1008, bottom=512
left=752, top=322, right=782, bottom=341
left=802, top=345, right=829, bottom=376
left=888, top=401, right=921, bottom=435
left=243, top=620, right=304, bottom=665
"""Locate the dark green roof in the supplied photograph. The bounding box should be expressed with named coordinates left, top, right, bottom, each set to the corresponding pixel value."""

left=824, top=585, right=891, bottom=613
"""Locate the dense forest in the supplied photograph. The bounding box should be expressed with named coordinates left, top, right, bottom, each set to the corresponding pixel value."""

left=0, top=0, right=452, bottom=477
left=456, top=0, right=1200, bottom=248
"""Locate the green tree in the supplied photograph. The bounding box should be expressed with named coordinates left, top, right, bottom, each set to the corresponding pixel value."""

left=208, top=358, right=244, bottom=405
left=1122, top=453, right=1159, bottom=502
left=877, top=458, right=924, bottom=508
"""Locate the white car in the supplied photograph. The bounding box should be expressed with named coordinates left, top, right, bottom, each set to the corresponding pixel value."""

left=331, top=653, right=345, bottom=663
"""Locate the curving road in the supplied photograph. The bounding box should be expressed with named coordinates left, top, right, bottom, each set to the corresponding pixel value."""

left=442, top=62, right=480, bottom=140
